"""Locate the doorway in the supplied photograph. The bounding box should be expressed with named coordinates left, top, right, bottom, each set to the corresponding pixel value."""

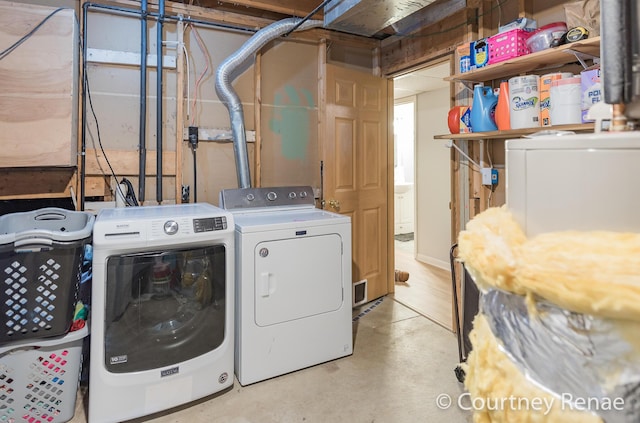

left=391, top=61, right=453, bottom=330
left=393, top=100, right=415, bottom=243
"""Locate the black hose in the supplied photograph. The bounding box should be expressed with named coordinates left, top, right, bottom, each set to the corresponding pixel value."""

left=120, top=178, right=139, bottom=206
left=283, top=0, right=332, bottom=36
left=192, top=148, right=197, bottom=203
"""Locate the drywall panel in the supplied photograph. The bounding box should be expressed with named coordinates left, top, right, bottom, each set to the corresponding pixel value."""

left=181, top=142, right=256, bottom=205
left=182, top=24, right=255, bottom=130
left=0, top=2, right=78, bottom=167
left=415, top=87, right=451, bottom=269
left=260, top=40, right=320, bottom=189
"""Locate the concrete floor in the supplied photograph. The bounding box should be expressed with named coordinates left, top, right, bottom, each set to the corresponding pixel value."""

left=71, top=297, right=472, bottom=423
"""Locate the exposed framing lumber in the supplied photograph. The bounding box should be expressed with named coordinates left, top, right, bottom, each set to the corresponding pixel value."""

left=386, top=77, right=395, bottom=295
left=85, top=176, right=110, bottom=198
left=0, top=168, right=76, bottom=199
left=212, top=0, right=322, bottom=19
left=317, top=39, right=327, bottom=207
left=380, top=9, right=473, bottom=76
left=96, top=1, right=376, bottom=48
left=519, top=0, right=534, bottom=18
left=85, top=149, right=176, bottom=176
left=97, top=0, right=273, bottom=30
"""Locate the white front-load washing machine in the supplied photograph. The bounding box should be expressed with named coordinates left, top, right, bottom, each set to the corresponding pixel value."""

left=89, top=203, right=234, bottom=423
left=220, top=186, right=353, bottom=386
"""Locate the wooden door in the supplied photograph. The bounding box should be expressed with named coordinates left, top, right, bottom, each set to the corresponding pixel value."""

left=323, top=64, right=392, bottom=301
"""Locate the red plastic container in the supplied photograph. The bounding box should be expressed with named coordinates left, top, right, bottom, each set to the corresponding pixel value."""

left=448, top=106, right=472, bottom=134
left=526, top=22, right=568, bottom=52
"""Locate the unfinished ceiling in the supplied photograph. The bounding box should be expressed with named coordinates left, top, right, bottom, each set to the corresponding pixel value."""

left=324, top=0, right=438, bottom=37
left=183, top=0, right=466, bottom=39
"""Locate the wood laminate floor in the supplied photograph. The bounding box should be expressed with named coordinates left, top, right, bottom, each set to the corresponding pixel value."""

left=392, top=240, right=454, bottom=332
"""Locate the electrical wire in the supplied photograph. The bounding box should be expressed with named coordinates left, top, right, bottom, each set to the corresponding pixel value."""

left=183, top=42, right=191, bottom=121
left=178, top=24, right=192, bottom=122
left=189, top=24, right=211, bottom=126
left=486, top=140, right=493, bottom=168
left=0, top=8, right=67, bottom=61
left=283, top=0, right=333, bottom=37
left=83, top=43, right=139, bottom=207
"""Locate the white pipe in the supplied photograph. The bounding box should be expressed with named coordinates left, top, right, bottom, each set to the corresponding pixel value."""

left=215, top=18, right=323, bottom=188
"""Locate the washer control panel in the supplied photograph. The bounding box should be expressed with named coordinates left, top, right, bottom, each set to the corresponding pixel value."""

left=193, top=216, right=227, bottom=232
left=220, top=186, right=315, bottom=210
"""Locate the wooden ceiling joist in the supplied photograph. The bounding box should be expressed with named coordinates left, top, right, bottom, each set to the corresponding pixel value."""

left=209, top=0, right=323, bottom=19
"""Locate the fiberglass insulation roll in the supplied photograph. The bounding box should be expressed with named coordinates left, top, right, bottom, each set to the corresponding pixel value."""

left=458, top=206, right=640, bottom=422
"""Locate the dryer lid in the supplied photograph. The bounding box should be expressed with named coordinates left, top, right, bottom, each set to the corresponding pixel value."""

left=233, top=208, right=350, bottom=233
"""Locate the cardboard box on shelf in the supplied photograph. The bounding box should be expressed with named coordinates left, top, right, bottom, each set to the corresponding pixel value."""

left=581, top=65, right=602, bottom=122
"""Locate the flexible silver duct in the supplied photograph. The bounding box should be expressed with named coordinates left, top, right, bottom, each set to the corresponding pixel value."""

left=215, top=18, right=323, bottom=189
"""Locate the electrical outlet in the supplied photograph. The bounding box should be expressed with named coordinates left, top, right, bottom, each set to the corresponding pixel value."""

left=481, top=168, right=493, bottom=185
left=181, top=185, right=190, bottom=203
left=491, top=168, right=499, bottom=185
left=188, top=126, right=198, bottom=148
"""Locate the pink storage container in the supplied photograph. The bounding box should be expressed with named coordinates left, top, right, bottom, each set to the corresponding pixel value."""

left=488, top=29, right=531, bottom=65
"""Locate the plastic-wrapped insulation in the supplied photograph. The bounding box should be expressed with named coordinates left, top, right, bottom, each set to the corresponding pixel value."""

left=215, top=18, right=323, bottom=189
left=478, top=285, right=640, bottom=423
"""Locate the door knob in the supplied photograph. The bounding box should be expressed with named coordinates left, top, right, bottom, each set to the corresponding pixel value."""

left=328, top=199, right=340, bottom=211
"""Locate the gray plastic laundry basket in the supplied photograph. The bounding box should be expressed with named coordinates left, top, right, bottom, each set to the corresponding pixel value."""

left=0, top=208, right=94, bottom=344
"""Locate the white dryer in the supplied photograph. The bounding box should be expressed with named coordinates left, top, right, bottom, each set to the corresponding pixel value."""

left=221, top=186, right=353, bottom=386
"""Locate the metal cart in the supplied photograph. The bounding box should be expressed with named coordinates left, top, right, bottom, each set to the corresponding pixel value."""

left=450, top=243, right=480, bottom=383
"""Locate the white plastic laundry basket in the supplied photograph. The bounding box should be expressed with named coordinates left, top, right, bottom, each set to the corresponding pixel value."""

left=0, top=326, right=88, bottom=423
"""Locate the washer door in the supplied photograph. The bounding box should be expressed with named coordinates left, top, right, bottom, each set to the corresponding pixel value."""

left=103, top=245, right=227, bottom=373
left=254, top=234, right=343, bottom=327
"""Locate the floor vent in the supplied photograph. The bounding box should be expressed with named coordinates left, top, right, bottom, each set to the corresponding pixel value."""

left=353, top=279, right=367, bottom=307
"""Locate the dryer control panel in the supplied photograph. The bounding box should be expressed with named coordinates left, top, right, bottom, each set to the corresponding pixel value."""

left=220, top=186, right=315, bottom=210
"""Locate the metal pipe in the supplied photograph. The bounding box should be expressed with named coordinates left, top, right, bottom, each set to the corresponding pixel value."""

left=611, top=103, right=628, bottom=131
left=139, top=0, right=148, bottom=203
left=81, top=2, right=90, bottom=211
left=215, top=18, right=323, bottom=188
left=156, top=0, right=164, bottom=203
left=79, top=2, right=258, bottom=207
left=602, top=0, right=632, bottom=104
left=83, top=3, right=256, bottom=34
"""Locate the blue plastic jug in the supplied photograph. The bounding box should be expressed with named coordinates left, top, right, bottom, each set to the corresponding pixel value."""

left=470, top=84, right=498, bottom=132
